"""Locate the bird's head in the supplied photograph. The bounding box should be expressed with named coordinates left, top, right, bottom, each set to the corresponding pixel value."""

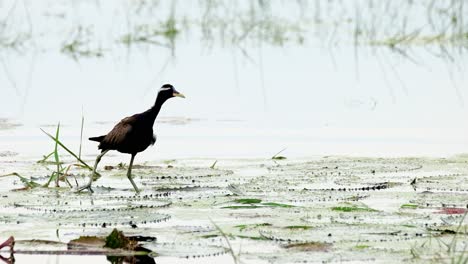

left=158, top=84, right=185, bottom=101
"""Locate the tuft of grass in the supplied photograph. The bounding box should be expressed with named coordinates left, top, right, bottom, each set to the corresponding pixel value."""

left=41, top=127, right=93, bottom=171
left=42, top=123, right=75, bottom=188
left=39, top=119, right=96, bottom=189
left=272, top=148, right=287, bottom=160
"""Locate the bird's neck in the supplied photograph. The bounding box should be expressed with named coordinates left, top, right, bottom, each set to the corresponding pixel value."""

left=146, top=96, right=167, bottom=126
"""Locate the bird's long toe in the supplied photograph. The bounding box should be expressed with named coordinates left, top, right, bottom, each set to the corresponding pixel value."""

left=75, top=185, right=94, bottom=193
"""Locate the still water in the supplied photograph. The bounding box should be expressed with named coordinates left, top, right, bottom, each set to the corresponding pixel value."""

left=0, top=2, right=468, bottom=264
left=0, top=0, right=467, bottom=159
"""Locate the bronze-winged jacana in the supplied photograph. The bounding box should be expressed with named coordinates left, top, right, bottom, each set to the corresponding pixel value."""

left=77, top=84, right=185, bottom=193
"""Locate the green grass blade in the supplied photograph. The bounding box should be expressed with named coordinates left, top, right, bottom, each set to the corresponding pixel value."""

left=79, top=113, right=84, bottom=159
left=1, top=172, right=41, bottom=188
left=45, top=172, right=58, bottom=187
left=210, top=219, right=239, bottom=264
left=54, top=123, right=61, bottom=187
left=37, top=151, right=54, bottom=163
left=234, top=198, right=262, bottom=204
left=40, top=128, right=93, bottom=171
left=210, top=160, right=217, bottom=169
left=272, top=148, right=287, bottom=160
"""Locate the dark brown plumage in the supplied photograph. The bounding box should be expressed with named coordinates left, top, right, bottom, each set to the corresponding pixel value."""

left=89, top=114, right=156, bottom=154
left=78, top=84, right=185, bottom=193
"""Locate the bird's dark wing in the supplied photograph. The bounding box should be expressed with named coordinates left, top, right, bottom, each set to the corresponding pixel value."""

left=151, top=134, right=156, bottom=145
left=98, top=116, right=134, bottom=150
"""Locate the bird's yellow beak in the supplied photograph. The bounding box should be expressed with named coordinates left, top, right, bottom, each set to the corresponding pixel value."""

left=173, top=92, right=185, bottom=98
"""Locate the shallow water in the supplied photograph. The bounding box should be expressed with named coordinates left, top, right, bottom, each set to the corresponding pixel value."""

left=0, top=1, right=468, bottom=263
left=0, top=0, right=467, bottom=159
left=1, top=156, right=468, bottom=263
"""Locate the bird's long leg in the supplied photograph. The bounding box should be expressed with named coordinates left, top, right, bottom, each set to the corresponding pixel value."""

left=76, top=150, right=109, bottom=193
left=127, top=154, right=140, bottom=193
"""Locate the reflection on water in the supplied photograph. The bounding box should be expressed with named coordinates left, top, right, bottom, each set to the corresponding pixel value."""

left=4, top=254, right=151, bottom=264
left=0, top=1, right=466, bottom=54
left=0, top=0, right=467, bottom=158
left=107, top=251, right=156, bottom=264
left=0, top=252, right=13, bottom=264
left=0, top=253, right=156, bottom=264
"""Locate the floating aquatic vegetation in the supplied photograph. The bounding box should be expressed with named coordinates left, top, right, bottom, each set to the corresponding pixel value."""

left=0, top=189, right=172, bottom=228
left=1, top=156, right=468, bottom=262
left=400, top=203, right=418, bottom=209
left=234, top=198, right=262, bottom=204
left=331, top=203, right=379, bottom=212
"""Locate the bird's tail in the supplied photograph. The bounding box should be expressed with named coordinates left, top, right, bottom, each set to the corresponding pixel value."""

left=89, top=135, right=105, bottom=142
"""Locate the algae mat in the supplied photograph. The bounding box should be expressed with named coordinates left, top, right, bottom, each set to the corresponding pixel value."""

left=0, top=156, right=467, bottom=263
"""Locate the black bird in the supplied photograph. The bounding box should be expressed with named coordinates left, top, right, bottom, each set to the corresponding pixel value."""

left=78, top=84, right=185, bottom=193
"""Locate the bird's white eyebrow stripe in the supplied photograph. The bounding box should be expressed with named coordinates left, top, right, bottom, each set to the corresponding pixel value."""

left=159, top=87, right=172, bottom=91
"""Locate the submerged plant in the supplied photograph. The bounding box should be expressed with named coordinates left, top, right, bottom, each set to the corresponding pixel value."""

left=411, top=212, right=468, bottom=263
